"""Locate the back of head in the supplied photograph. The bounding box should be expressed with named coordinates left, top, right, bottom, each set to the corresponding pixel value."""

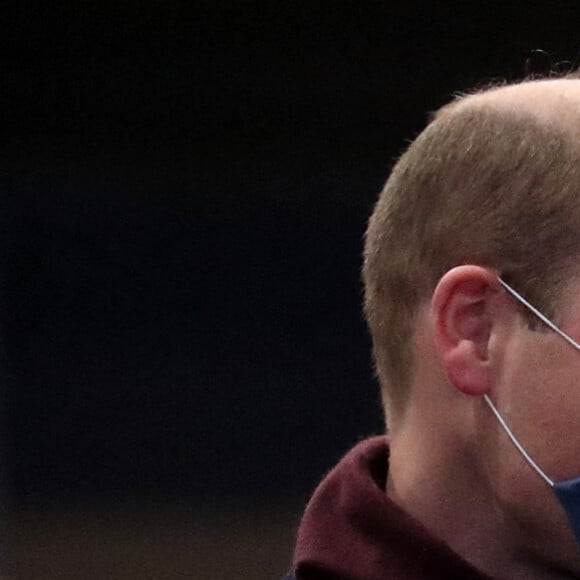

left=363, top=77, right=580, bottom=426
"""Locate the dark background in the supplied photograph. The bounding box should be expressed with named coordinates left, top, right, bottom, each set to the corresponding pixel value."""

left=3, top=2, right=580, bottom=578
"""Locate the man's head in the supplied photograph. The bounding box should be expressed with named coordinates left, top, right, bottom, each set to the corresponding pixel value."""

left=363, top=77, right=580, bottom=428
left=363, top=78, right=580, bottom=578
left=363, top=76, right=580, bottom=574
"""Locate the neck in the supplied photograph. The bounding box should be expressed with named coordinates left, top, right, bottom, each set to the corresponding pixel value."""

left=386, top=409, right=579, bottom=580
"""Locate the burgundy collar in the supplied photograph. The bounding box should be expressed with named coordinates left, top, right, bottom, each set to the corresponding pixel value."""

left=293, top=436, right=495, bottom=580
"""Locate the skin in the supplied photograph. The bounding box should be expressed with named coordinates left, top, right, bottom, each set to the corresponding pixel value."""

left=385, top=80, right=580, bottom=580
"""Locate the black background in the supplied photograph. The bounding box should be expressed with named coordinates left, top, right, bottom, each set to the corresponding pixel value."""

left=3, top=2, right=580, bottom=511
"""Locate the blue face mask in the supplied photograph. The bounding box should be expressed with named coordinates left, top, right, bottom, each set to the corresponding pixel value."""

left=484, top=278, right=580, bottom=544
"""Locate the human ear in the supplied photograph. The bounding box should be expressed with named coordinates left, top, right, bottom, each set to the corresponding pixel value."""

left=431, top=266, right=502, bottom=396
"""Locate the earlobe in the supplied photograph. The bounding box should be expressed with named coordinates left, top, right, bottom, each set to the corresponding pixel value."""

left=432, top=266, right=501, bottom=396
left=441, top=339, right=489, bottom=396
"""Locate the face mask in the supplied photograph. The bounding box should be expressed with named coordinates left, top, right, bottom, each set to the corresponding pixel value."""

left=484, top=278, right=580, bottom=545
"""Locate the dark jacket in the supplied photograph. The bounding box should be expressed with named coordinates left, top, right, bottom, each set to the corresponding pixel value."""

left=285, top=437, right=495, bottom=579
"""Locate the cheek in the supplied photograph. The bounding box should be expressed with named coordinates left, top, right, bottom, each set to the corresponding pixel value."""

left=516, top=343, right=580, bottom=477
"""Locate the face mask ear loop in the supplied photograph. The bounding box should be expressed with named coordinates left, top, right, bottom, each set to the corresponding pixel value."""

left=488, top=276, right=570, bottom=488
left=497, top=278, right=580, bottom=351
left=483, top=394, right=554, bottom=487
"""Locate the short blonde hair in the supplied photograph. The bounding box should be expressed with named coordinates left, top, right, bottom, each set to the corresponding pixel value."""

left=363, top=84, right=580, bottom=424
